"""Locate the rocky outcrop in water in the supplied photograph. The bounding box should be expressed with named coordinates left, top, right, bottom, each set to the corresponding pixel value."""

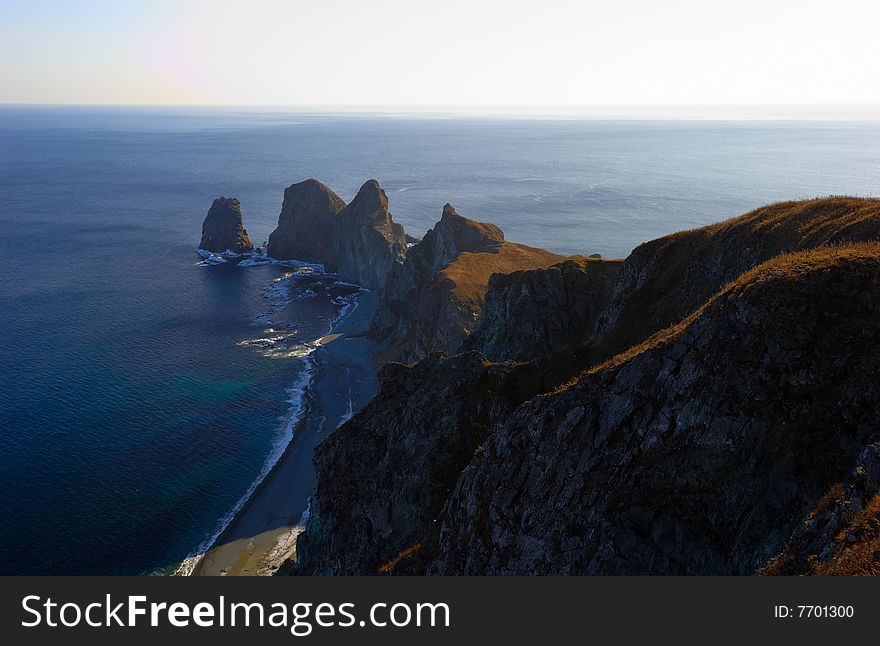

left=267, top=179, right=347, bottom=263
left=199, top=197, right=253, bottom=254
left=291, top=197, right=880, bottom=576
left=263, top=178, right=408, bottom=288
left=369, top=204, right=564, bottom=364
left=324, top=180, right=407, bottom=289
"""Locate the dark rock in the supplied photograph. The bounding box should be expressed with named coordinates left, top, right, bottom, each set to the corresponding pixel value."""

left=293, top=352, right=543, bottom=575
left=291, top=197, right=880, bottom=576
left=199, top=197, right=253, bottom=253
left=266, top=179, right=346, bottom=263
left=369, top=204, right=564, bottom=364
left=467, top=256, right=622, bottom=363
left=764, top=442, right=880, bottom=575
left=325, top=180, right=407, bottom=289
left=429, top=245, right=880, bottom=574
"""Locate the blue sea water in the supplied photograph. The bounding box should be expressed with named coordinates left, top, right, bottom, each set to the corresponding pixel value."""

left=0, top=107, right=878, bottom=575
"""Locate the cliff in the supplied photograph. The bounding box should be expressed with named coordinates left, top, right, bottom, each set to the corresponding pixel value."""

left=199, top=197, right=253, bottom=254
left=293, top=352, right=526, bottom=575
left=590, top=197, right=880, bottom=364
left=369, top=204, right=564, bottom=364
left=266, top=179, right=346, bottom=263
left=324, top=180, right=407, bottom=289
left=466, top=256, right=623, bottom=363
left=429, top=245, right=880, bottom=574
left=764, top=442, right=880, bottom=576
left=292, top=196, right=880, bottom=576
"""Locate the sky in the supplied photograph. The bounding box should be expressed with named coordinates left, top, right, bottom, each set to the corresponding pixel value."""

left=1, top=0, right=879, bottom=116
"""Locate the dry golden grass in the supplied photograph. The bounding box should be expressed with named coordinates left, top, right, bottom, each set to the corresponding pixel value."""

left=654, top=196, right=880, bottom=249
left=699, top=196, right=880, bottom=239
left=812, top=483, right=846, bottom=519
left=552, top=241, right=880, bottom=394
left=590, top=196, right=880, bottom=366
left=567, top=255, right=625, bottom=267
left=378, top=543, right=423, bottom=574
left=439, top=242, right=565, bottom=303
left=812, top=494, right=880, bottom=576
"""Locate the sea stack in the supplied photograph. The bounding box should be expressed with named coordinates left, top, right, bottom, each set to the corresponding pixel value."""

left=267, top=179, right=347, bottom=263
left=199, top=197, right=254, bottom=254
left=326, top=179, right=407, bottom=289
left=368, top=203, right=564, bottom=364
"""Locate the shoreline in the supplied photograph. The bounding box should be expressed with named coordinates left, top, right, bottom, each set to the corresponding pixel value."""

left=184, top=288, right=379, bottom=576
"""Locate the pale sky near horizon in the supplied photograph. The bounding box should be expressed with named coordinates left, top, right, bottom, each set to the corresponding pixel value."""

left=2, top=0, right=879, bottom=116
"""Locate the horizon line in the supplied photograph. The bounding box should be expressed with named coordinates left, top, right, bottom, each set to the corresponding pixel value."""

left=2, top=102, right=880, bottom=121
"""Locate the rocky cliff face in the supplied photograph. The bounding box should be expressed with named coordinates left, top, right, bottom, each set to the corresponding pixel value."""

left=467, top=256, right=622, bottom=363
left=266, top=179, right=347, bottom=263
left=764, top=442, right=880, bottom=576
left=292, top=197, right=880, bottom=576
left=325, top=180, right=407, bottom=289
left=369, top=204, right=564, bottom=364
left=429, top=245, right=880, bottom=574
left=199, top=197, right=253, bottom=254
left=293, top=353, right=528, bottom=575
left=590, top=197, right=880, bottom=364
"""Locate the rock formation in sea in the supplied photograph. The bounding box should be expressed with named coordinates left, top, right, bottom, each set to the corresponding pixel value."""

left=324, top=180, right=407, bottom=289
left=199, top=197, right=254, bottom=254
left=265, top=178, right=407, bottom=289
left=368, top=203, right=565, bottom=364
left=290, top=196, right=880, bottom=576
left=266, top=179, right=347, bottom=263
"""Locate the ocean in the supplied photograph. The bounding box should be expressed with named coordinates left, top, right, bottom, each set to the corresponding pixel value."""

left=0, top=107, right=878, bottom=575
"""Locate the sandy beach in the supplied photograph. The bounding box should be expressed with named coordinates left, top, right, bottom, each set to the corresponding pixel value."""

left=190, top=290, right=379, bottom=576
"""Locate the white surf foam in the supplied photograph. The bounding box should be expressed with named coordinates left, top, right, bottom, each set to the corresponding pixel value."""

left=194, top=248, right=324, bottom=272
left=174, top=356, right=317, bottom=576
left=337, top=389, right=355, bottom=429
left=176, top=261, right=367, bottom=576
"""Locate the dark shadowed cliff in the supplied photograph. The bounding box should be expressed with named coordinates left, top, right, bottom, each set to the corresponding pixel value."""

left=199, top=197, right=253, bottom=254
left=467, top=256, right=623, bottom=363
left=266, top=179, right=347, bottom=263
left=293, top=352, right=524, bottom=575
left=764, top=441, right=880, bottom=576
left=291, top=196, right=880, bottom=576
left=429, top=245, right=880, bottom=574
left=369, top=204, right=564, bottom=364
left=590, top=197, right=880, bottom=364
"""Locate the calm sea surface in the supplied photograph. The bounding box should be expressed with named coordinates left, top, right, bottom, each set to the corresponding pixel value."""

left=1, top=107, right=877, bottom=574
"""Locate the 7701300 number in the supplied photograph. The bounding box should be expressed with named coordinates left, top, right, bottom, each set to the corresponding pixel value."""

left=797, top=606, right=853, bottom=618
